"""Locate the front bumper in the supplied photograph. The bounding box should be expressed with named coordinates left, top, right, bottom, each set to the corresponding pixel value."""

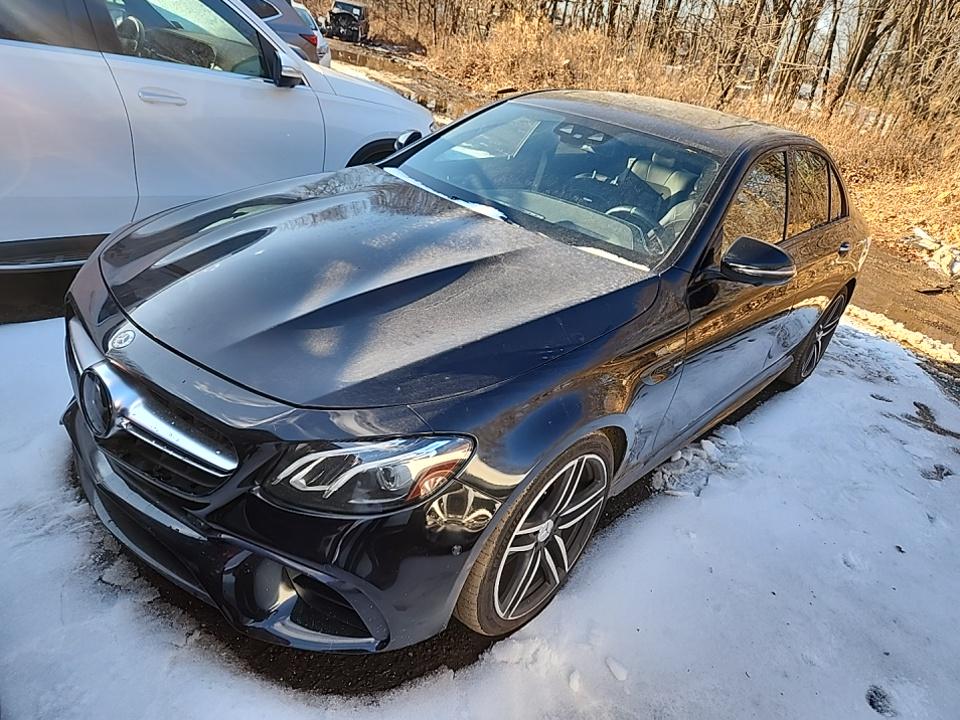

left=66, top=401, right=498, bottom=652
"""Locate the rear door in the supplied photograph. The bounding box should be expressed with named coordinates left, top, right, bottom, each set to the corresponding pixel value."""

left=764, top=147, right=844, bottom=365
left=0, top=0, right=136, bottom=262
left=86, top=0, right=326, bottom=219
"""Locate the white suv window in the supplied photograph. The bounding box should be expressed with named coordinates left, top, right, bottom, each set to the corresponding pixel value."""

left=101, top=0, right=267, bottom=77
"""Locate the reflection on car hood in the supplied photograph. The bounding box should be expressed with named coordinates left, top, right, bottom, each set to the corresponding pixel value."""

left=100, top=166, right=657, bottom=408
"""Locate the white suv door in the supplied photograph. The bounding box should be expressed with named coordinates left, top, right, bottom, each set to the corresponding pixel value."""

left=85, top=0, right=326, bottom=219
left=0, top=0, right=137, bottom=268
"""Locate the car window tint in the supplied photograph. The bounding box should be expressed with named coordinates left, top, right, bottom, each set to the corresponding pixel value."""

left=0, top=0, right=97, bottom=50
left=724, top=152, right=787, bottom=249
left=829, top=165, right=845, bottom=221
left=240, top=0, right=280, bottom=20
left=789, top=150, right=829, bottom=236
left=101, top=0, right=267, bottom=78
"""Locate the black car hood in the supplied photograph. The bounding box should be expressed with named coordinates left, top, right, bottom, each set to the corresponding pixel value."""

left=100, top=167, right=657, bottom=408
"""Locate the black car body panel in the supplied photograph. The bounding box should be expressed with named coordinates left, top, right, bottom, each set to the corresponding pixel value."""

left=99, top=166, right=659, bottom=408
left=65, top=92, right=869, bottom=653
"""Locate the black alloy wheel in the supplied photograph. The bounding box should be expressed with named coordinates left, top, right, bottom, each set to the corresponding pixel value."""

left=455, top=434, right=613, bottom=636
left=780, top=288, right=849, bottom=387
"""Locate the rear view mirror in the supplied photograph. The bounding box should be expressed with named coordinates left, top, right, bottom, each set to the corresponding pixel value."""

left=719, top=235, right=796, bottom=286
left=394, top=130, right=423, bottom=151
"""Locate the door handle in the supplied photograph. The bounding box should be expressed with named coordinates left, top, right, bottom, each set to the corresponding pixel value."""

left=138, top=88, right=187, bottom=106
left=837, top=242, right=851, bottom=256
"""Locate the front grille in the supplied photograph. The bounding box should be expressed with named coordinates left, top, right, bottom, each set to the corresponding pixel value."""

left=67, top=317, right=239, bottom=498
left=103, top=434, right=230, bottom=497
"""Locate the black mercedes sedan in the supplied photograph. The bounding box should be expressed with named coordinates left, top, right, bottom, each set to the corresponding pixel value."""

left=63, top=91, right=868, bottom=652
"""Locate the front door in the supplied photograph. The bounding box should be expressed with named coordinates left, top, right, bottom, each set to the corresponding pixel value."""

left=655, top=150, right=794, bottom=446
left=86, top=0, right=326, bottom=219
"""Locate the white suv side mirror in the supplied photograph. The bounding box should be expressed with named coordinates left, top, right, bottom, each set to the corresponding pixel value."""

left=394, top=130, right=423, bottom=151
left=279, top=60, right=306, bottom=87
left=268, top=47, right=305, bottom=88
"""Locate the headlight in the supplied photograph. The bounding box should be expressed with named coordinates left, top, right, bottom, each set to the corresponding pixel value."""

left=261, top=436, right=474, bottom=514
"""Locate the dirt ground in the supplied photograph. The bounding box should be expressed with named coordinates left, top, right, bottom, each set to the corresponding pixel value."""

left=854, top=244, right=960, bottom=347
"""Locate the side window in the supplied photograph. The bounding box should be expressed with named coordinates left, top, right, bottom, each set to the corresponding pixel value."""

left=101, top=0, right=268, bottom=78
left=829, top=165, right=846, bottom=221
left=239, top=0, right=281, bottom=20
left=0, top=0, right=98, bottom=50
left=723, top=152, right=787, bottom=250
left=789, top=150, right=829, bottom=236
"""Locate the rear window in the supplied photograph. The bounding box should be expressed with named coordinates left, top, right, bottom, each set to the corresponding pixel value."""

left=294, top=6, right=317, bottom=29
left=789, top=150, right=829, bottom=237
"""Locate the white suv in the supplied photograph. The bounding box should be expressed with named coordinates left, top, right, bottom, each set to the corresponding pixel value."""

left=0, top=0, right=433, bottom=271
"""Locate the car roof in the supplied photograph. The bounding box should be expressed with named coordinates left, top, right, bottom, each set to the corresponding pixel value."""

left=516, top=90, right=809, bottom=158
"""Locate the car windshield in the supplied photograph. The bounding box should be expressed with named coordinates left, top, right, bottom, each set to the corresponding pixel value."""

left=391, top=101, right=721, bottom=268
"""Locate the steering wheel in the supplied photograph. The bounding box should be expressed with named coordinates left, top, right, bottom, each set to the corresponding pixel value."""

left=116, top=15, right=146, bottom=56
left=617, top=171, right=665, bottom=216
left=604, top=205, right=668, bottom=256
left=566, top=174, right=613, bottom=209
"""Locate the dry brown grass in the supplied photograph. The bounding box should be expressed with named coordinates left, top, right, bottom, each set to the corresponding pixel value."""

left=416, top=14, right=960, bottom=246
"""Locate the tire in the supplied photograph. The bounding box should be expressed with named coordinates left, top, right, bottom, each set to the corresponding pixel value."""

left=779, top=287, right=849, bottom=387
left=455, top=434, right=613, bottom=637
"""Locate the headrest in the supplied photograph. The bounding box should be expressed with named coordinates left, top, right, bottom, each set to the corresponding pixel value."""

left=651, top=152, right=676, bottom=169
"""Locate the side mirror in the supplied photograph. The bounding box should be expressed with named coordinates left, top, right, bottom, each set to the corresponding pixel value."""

left=268, top=48, right=305, bottom=88
left=394, top=130, right=423, bottom=151
left=719, top=235, right=796, bottom=286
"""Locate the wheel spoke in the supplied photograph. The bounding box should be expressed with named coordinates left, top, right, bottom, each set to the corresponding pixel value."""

left=547, top=458, right=584, bottom=517
left=513, top=520, right=544, bottom=537
left=821, top=314, right=841, bottom=332
left=557, top=495, right=604, bottom=530
left=553, top=535, right=569, bottom=571
left=559, top=485, right=605, bottom=520
left=504, top=549, right=541, bottom=618
left=542, top=546, right=561, bottom=585
left=507, top=537, right=537, bottom=554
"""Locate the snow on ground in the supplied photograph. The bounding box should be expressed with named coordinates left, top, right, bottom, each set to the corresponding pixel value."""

left=1, top=317, right=959, bottom=719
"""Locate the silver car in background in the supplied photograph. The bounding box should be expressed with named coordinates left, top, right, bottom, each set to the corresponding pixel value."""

left=292, top=1, right=330, bottom=66
left=239, top=0, right=325, bottom=64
